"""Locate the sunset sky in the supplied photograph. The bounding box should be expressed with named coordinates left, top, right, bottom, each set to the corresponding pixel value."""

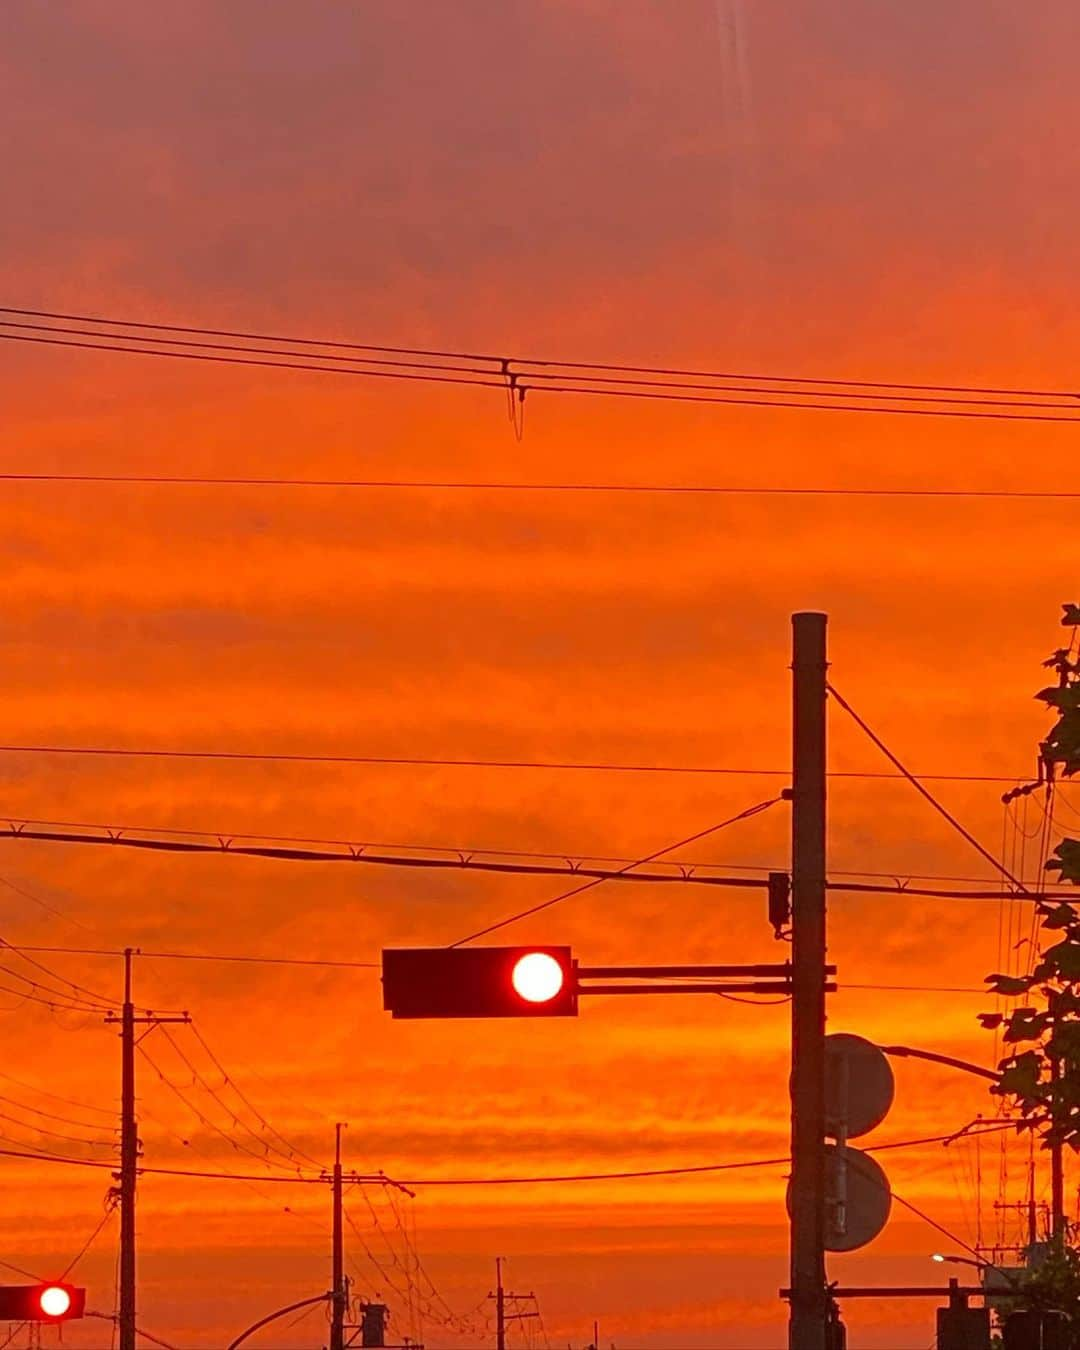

left=1, top=2, right=1078, bottom=1347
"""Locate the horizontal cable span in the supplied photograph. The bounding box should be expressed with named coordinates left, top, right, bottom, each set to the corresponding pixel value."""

left=0, top=743, right=1047, bottom=782
left=0, top=1122, right=1013, bottom=1187
left=4, top=303, right=1079, bottom=399
left=4, top=306, right=1080, bottom=424
left=0, top=818, right=1075, bottom=902
left=0, top=472, right=1076, bottom=499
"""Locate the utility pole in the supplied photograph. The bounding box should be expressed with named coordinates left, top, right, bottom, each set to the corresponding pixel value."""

left=1049, top=1058, right=1066, bottom=1243
left=120, top=948, right=136, bottom=1350
left=496, top=1257, right=505, bottom=1350
left=789, top=612, right=829, bottom=1350
left=107, top=949, right=189, bottom=1350
left=331, top=1123, right=347, bottom=1350
left=487, top=1259, right=538, bottom=1350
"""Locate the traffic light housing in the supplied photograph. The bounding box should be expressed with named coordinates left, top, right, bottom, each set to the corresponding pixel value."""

left=0, top=1283, right=86, bottom=1322
left=382, top=946, right=578, bottom=1019
left=937, top=1304, right=990, bottom=1350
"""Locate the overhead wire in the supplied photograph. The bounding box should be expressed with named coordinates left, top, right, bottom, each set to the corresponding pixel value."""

left=186, top=1021, right=325, bottom=1172
left=2, top=304, right=1076, bottom=399
left=6, top=304, right=1080, bottom=424
left=3, top=819, right=1076, bottom=903
left=449, top=796, right=784, bottom=946
left=0, top=746, right=1061, bottom=781
left=0, top=1121, right=1016, bottom=1187
left=826, top=684, right=1028, bottom=892
left=0, top=1090, right=117, bottom=1133
left=61, top=1201, right=118, bottom=1280
left=137, top=1039, right=315, bottom=1177
left=0, top=472, right=1078, bottom=499
left=0, top=1067, right=114, bottom=1117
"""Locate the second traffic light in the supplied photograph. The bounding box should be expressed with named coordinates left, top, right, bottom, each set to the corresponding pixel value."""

left=382, top=946, right=578, bottom=1019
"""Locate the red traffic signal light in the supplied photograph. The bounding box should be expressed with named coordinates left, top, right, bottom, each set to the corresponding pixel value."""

left=382, top=946, right=578, bottom=1019
left=0, top=1283, right=86, bottom=1322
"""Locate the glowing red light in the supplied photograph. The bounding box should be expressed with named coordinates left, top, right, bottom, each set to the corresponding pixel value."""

left=39, top=1286, right=71, bottom=1318
left=511, top=952, right=565, bottom=1003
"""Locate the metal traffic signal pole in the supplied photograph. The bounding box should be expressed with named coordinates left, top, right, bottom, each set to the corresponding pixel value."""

left=789, top=612, right=829, bottom=1350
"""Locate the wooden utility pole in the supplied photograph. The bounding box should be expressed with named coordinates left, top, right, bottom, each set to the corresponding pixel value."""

left=331, top=1123, right=347, bottom=1350
left=496, top=1257, right=506, bottom=1350
left=487, top=1258, right=538, bottom=1350
left=789, top=612, right=828, bottom=1350
left=119, top=948, right=136, bottom=1350
left=109, top=950, right=189, bottom=1350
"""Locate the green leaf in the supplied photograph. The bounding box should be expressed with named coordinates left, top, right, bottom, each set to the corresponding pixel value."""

left=978, top=1012, right=1004, bottom=1029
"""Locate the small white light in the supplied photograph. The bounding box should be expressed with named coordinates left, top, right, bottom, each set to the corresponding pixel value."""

left=931, top=1253, right=946, bottom=1264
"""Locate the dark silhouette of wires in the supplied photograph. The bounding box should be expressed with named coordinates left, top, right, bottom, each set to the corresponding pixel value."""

left=450, top=796, right=785, bottom=946
left=4, top=304, right=1080, bottom=424
left=0, top=742, right=1047, bottom=781
left=0, top=472, right=1076, bottom=499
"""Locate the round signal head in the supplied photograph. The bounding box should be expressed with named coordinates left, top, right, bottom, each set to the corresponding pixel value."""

left=511, top=952, right=565, bottom=1004
left=39, top=1286, right=72, bottom=1318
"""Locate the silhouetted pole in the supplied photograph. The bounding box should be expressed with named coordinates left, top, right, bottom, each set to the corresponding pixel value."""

left=1049, top=1059, right=1066, bottom=1242
left=119, top=948, right=137, bottom=1350
left=331, top=1123, right=346, bottom=1350
left=496, top=1258, right=505, bottom=1350
left=106, top=952, right=189, bottom=1350
left=789, top=612, right=828, bottom=1350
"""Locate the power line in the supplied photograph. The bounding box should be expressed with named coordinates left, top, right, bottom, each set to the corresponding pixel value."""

left=138, top=1039, right=310, bottom=1177
left=0, top=1122, right=1014, bottom=1188
left=0, top=811, right=1067, bottom=885
left=61, top=1203, right=118, bottom=1280
left=2, top=820, right=1076, bottom=903
left=6, top=305, right=1080, bottom=425
left=826, top=684, right=1028, bottom=892
left=0, top=743, right=1048, bottom=781
left=0, top=472, right=1077, bottom=499
left=449, top=798, right=784, bottom=947
left=0, top=1091, right=118, bottom=1133
left=186, top=1022, right=325, bottom=1172
left=0, top=1068, right=115, bottom=1117
left=0, top=305, right=1071, bottom=399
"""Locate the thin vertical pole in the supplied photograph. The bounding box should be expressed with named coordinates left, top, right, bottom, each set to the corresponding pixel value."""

left=331, top=1123, right=346, bottom=1350
left=1050, top=1058, right=1066, bottom=1243
left=119, top=948, right=137, bottom=1350
left=496, top=1258, right=505, bottom=1350
left=789, top=612, right=828, bottom=1350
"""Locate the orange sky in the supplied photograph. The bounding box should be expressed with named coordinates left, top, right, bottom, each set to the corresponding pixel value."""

left=0, top=2, right=1078, bottom=1346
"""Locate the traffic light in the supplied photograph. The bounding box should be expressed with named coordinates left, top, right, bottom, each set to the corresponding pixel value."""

left=382, top=946, right=578, bottom=1019
left=0, top=1283, right=86, bottom=1322
left=937, top=1303, right=990, bottom=1350
left=1003, top=1310, right=1070, bottom=1350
